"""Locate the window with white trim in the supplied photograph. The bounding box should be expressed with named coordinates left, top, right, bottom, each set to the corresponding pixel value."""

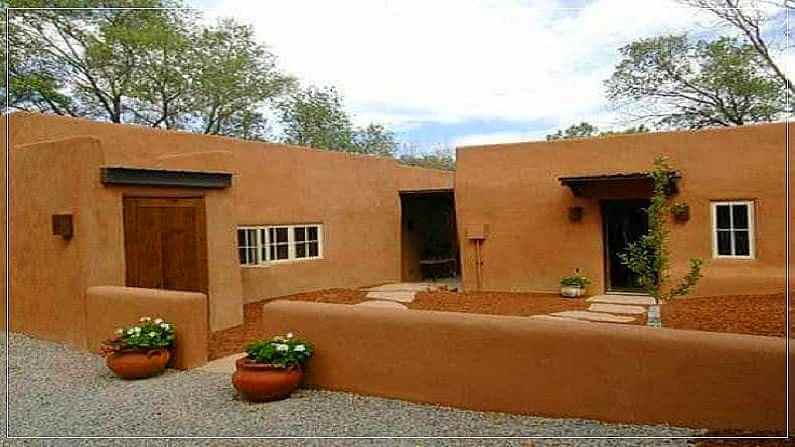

left=711, top=201, right=754, bottom=258
left=237, top=224, right=323, bottom=265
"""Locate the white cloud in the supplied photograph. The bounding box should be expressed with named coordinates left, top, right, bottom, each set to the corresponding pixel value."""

left=201, top=0, right=781, bottom=138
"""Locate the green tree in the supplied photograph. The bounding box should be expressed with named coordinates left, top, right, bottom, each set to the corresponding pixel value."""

left=188, top=18, right=294, bottom=137
left=619, top=157, right=703, bottom=326
left=677, top=0, right=793, bottom=97
left=278, top=85, right=355, bottom=150
left=398, top=147, right=456, bottom=171
left=351, top=123, right=398, bottom=157
left=605, top=35, right=785, bottom=129
left=546, top=122, right=650, bottom=140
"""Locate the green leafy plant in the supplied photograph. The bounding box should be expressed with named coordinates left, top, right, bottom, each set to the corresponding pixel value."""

left=560, top=273, right=591, bottom=288
left=245, top=333, right=314, bottom=369
left=619, top=157, right=704, bottom=316
left=101, top=316, right=176, bottom=355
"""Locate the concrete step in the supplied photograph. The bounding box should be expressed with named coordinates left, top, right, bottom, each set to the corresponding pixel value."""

left=365, top=291, right=416, bottom=303
left=196, top=352, right=245, bottom=374
left=530, top=315, right=590, bottom=323
left=586, top=294, right=655, bottom=306
left=549, top=310, right=636, bottom=323
left=355, top=300, right=408, bottom=309
left=588, top=303, right=647, bottom=315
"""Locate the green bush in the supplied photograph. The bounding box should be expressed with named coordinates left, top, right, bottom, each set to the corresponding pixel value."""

left=245, top=333, right=314, bottom=368
left=103, top=317, right=175, bottom=354
left=560, top=274, right=591, bottom=288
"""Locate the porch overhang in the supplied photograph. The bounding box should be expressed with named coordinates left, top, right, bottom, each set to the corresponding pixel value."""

left=559, top=172, right=680, bottom=198
left=100, top=166, right=233, bottom=189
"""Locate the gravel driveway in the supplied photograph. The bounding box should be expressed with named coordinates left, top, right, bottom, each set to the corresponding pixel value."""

left=5, top=333, right=704, bottom=445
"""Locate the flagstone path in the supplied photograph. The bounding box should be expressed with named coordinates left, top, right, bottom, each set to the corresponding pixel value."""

left=539, top=294, right=653, bottom=325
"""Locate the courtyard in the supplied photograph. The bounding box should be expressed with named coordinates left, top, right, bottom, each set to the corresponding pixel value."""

left=6, top=333, right=703, bottom=443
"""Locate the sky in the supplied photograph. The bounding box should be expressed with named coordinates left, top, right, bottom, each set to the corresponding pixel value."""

left=187, top=0, right=789, bottom=151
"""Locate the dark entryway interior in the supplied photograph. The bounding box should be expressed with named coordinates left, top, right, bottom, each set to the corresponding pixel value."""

left=602, top=199, right=649, bottom=292
left=123, top=197, right=208, bottom=293
left=400, top=190, right=459, bottom=282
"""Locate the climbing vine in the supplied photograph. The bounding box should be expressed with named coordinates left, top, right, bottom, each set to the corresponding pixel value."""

left=619, top=157, right=703, bottom=307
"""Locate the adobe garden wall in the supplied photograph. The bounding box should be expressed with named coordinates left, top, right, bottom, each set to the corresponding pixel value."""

left=455, top=123, right=791, bottom=296
left=261, top=300, right=791, bottom=432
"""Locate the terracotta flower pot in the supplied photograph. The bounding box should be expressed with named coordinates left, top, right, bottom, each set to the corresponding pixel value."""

left=232, top=358, right=304, bottom=402
left=106, top=348, right=170, bottom=380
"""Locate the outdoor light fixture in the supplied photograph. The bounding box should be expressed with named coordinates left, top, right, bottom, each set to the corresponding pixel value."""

left=52, top=213, right=74, bottom=239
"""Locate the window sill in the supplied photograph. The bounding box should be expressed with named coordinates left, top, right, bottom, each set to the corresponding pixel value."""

left=240, top=257, right=325, bottom=268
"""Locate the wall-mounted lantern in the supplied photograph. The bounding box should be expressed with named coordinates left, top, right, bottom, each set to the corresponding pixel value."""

left=52, top=214, right=73, bottom=239
left=568, top=206, right=584, bottom=222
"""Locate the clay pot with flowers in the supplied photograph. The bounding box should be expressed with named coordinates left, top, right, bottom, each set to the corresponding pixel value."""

left=232, top=333, right=314, bottom=402
left=101, top=317, right=176, bottom=380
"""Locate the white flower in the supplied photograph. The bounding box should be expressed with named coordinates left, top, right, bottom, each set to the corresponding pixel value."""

left=148, top=332, right=157, bottom=337
left=161, top=323, right=170, bottom=330
left=115, top=328, right=124, bottom=336
left=276, top=344, right=289, bottom=352
left=286, top=332, right=294, bottom=339
left=139, top=317, right=151, bottom=322
left=126, top=329, right=135, bottom=335
left=293, top=344, right=306, bottom=352
left=133, top=326, right=142, bottom=333
left=154, top=318, right=163, bottom=324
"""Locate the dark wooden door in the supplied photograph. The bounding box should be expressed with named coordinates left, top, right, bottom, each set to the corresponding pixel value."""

left=123, top=197, right=208, bottom=293
left=602, top=199, right=650, bottom=292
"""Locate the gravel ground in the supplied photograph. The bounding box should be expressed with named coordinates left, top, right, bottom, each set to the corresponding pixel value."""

left=5, top=333, right=705, bottom=446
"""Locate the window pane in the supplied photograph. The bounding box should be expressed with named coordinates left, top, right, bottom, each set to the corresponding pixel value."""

left=276, top=245, right=289, bottom=259
left=238, top=247, right=247, bottom=264
left=296, top=243, right=306, bottom=258
left=270, top=245, right=275, bottom=260
left=734, top=230, right=750, bottom=256
left=715, top=205, right=731, bottom=229
left=275, top=227, right=288, bottom=243
left=294, top=227, right=306, bottom=242
left=261, top=245, right=268, bottom=262
left=308, top=241, right=319, bottom=257
left=308, top=226, right=318, bottom=241
left=732, top=205, right=749, bottom=229
left=717, top=230, right=732, bottom=255
left=247, top=247, right=257, bottom=264
left=237, top=229, right=246, bottom=246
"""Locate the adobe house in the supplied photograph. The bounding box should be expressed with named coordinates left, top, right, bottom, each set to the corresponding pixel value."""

left=455, top=122, right=791, bottom=297
left=4, top=113, right=454, bottom=349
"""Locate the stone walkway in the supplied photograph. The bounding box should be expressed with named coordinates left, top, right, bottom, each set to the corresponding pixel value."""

left=353, top=281, right=458, bottom=310
left=540, top=294, right=654, bottom=325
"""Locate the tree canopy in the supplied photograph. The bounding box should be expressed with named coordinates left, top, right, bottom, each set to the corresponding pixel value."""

left=546, top=122, right=649, bottom=141
left=605, top=34, right=785, bottom=129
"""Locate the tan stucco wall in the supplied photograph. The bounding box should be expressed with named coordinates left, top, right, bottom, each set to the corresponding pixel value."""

left=8, top=113, right=452, bottom=340
left=455, top=123, right=789, bottom=296
left=85, top=286, right=208, bottom=369
left=261, top=300, right=790, bottom=431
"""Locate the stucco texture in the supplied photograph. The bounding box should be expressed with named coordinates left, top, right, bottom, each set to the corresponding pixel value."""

left=455, top=123, right=790, bottom=297
left=7, top=112, right=452, bottom=346
left=261, top=300, right=790, bottom=432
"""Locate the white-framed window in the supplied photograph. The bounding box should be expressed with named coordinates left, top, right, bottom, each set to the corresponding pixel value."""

left=237, top=224, right=323, bottom=265
left=711, top=201, right=755, bottom=259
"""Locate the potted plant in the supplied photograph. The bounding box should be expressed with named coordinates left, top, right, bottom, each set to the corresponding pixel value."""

left=560, top=271, right=591, bottom=298
left=101, top=317, right=175, bottom=380
left=232, top=333, right=314, bottom=402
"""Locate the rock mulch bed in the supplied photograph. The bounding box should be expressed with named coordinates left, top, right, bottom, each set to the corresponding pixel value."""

left=7, top=333, right=703, bottom=443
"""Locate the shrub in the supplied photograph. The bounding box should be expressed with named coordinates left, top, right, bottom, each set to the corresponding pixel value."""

left=102, top=316, right=175, bottom=354
left=245, top=333, right=313, bottom=368
left=560, top=274, right=591, bottom=288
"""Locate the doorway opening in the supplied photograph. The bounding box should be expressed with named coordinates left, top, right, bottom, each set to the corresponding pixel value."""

left=399, top=190, right=459, bottom=283
left=602, top=199, right=650, bottom=293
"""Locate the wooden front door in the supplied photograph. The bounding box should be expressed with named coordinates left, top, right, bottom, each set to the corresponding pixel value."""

left=123, top=197, right=208, bottom=293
